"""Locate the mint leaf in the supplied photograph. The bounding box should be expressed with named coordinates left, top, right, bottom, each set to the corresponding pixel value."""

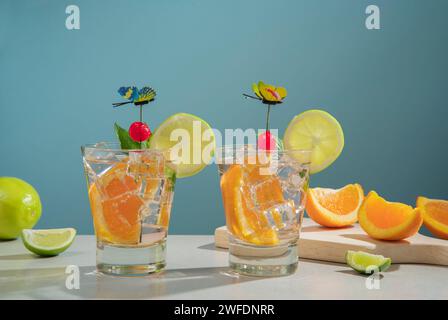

left=114, top=122, right=150, bottom=150
left=164, top=165, right=177, bottom=191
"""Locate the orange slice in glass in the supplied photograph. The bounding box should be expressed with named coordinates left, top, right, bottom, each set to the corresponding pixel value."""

left=88, top=162, right=142, bottom=244
left=220, top=163, right=281, bottom=246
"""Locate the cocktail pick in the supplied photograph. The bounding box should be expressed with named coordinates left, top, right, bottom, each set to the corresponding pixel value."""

left=113, top=86, right=157, bottom=147
left=243, top=81, right=287, bottom=150
left=113, top=86, right=156, bottom=107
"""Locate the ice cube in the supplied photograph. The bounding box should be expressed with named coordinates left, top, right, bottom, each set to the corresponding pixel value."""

left=240, top=160, right=309, bottom=233
left=243, top=174, right=285, bottom=212
left=139, top=200, right=162, bottom=223
left=127, top=150, right=165, bottom=179
left=277, top=162, right=308, bottom=189
left=263, top=201, right=296, bottom=230
left=83, top=149, right=120, bottom=177
left=138, top=179, right=174, bottom=225
left=137, top=178, right=165, bottom=203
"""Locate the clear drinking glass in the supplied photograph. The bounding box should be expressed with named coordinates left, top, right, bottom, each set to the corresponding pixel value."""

left=216, top=145, right=311, bottom=276
left=81, top=143, right=176, bottom=276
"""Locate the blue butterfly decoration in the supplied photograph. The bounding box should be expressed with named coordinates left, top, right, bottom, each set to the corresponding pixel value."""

left=113, top=86, right=156, bottom=107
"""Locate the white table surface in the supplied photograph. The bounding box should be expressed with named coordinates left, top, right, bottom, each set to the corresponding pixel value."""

left=0, top=235, right=447, bottom=300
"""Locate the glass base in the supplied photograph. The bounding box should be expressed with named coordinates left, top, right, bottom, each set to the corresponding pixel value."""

left=229, top=241, right=298, bottom=277
left=96, top=239, right=166, bottom=276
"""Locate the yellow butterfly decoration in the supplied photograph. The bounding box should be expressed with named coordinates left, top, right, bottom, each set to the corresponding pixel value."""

left=245, top=81, right=287, bottom=105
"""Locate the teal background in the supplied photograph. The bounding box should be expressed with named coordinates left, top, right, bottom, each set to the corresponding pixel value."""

left=0, top=0, right=447, bottom=235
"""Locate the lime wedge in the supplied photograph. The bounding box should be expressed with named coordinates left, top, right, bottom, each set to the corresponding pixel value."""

left=149, top=113, right=215, bottom=178
left=22, top=228, right=76, bottom=256
left=283, top=109, right=344, bottom=174
left=346, top=250, right=392, bottom=274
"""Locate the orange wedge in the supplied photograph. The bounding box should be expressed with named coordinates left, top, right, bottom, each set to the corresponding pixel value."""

left=306, top=184, right=364, bottom=227
left=417, top=197, right=448, bottom=240
left=358, top=191, right=422, bottom=241
left=220, top=164, right=280, bottom=246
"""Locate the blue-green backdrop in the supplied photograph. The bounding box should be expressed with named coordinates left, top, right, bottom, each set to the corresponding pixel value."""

left=1, top=0, right=447, bottom=235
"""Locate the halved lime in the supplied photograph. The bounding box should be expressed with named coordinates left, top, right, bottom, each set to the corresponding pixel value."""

left=149, top=113, right=215, bottom=178
left=283, top=109, right=344, bottom=174
left=346, top=250, right=392, bottom=275
left=22, top=228, right=76, bottom=256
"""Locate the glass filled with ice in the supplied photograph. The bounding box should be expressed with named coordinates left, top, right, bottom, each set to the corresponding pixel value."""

left=81, top=142, right=176, bottom=276
left=216, top=145, right=311, bottom=277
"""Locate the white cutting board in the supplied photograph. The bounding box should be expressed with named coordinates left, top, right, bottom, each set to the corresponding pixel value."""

left=214, top=218, right=448, bottom=266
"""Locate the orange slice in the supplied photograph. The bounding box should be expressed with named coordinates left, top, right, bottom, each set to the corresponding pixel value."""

left=306, top=184, right=364, bottom=227
left=417, top=197, right=448, bottom=240
left=220, top=164, right=280, bottom=246
left=88, top=162, right=142, bottom=244
left=358, top=191, right=422, bottom=241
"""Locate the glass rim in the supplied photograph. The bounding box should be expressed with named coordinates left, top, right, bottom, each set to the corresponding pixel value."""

left=81, top=142, right=171, bottom=153
left=214, top=144, right=312, bottom=166
left=215, top=144, right=312, bottom=154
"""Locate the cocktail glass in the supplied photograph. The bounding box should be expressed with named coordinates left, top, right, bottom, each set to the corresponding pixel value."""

left=216, top=145, right=311, bottom=276
left=81, top=142, right=176, bottom=276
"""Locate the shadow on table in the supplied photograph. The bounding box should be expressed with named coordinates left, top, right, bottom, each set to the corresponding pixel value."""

left=0, top=266, right=72, bottom=299
left=0, top=265, right=259, bottom=299
left=0, top=253, right=44, bottom=261
left=74, top=266, right=258, bottom=299
left=197, top=242, right=227, bottom=252
left=0, top=251, right=82, bottom=261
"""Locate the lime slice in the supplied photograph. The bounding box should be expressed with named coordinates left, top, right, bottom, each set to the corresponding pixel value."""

left=21, top=228, right=76, bottom=256
left=283, top=109, right=344, bottom=174
left=149, top=113, right=215, bottom=178
left=346, top=250, right=392, bottom=275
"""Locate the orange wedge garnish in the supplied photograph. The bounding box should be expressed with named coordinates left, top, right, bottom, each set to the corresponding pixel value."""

left=417, top=197, right=448, bottom=240
left=306, top=184, right=364, bottom=227
left=358, top=191, right=422, bottom=241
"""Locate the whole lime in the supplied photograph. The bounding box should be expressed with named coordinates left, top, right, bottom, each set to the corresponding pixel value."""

left=0, top=177, right=42, bottom=240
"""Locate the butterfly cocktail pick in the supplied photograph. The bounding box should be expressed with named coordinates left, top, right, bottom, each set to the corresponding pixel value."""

left=112, top=86, right=157, bottom=147
left=243, top=81, right=287, bottom=150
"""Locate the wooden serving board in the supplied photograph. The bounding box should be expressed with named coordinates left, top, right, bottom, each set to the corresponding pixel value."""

left=214, top=218, right=448, bottom=266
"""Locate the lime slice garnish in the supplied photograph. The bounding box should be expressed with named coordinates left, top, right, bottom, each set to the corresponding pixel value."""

left=283, top=109, right=344, bottom=174
left=149, top=113, right=215, bottom=178
left=345, top=250, right=392, bottom=275
left=21, top=228, right=76, bottom=256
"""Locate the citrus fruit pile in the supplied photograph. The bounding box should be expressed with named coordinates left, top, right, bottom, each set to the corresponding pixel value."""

left=305, top=185, right=429, bottom=241
left=304, top=180, right=448, bottom=241
left=282, top=110, right=448, bottom=242
left=0, top=177, right=76, bottom=256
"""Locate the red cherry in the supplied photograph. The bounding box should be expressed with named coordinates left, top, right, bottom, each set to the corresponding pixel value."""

left=257, top=130, right=276, bottom=151
left=129, top=121, right=151, bottom=142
